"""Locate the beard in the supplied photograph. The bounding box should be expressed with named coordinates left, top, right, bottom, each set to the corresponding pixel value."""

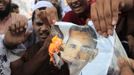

left=0, top=3, right=11, bottom=20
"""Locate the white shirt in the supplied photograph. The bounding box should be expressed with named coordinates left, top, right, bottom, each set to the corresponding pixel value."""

left=0, top=34, right=11, bottom=75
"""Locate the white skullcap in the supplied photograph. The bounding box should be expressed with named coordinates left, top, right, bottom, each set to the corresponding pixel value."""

left=33, top=1, right=53, bottom=11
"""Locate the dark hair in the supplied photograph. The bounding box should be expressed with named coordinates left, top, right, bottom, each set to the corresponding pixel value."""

left=69, top=25, right=97, bottom=39
left=11, top=3, right=19, bottom=12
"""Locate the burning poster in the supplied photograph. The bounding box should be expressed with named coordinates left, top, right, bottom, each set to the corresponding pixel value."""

left=48, top=21, right=128, bottom=75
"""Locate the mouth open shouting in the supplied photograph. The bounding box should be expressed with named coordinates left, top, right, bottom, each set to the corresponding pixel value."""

left=67, top=0, right=87, bottom=14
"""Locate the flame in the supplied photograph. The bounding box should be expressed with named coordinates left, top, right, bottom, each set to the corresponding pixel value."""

left=49, top=35, right=63, bottom=63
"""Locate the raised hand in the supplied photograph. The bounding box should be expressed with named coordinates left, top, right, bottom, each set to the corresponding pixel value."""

left=91, top=0, right=133, bottom=37
left=4, top=21, right=30, bottom=47
left=45, top=7, right=58, bottom=24
left=36, top=35, right=53, bottom=60
left=35, top=7, right=58, bottom=26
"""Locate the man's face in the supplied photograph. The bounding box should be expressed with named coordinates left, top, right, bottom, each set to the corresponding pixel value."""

left=0, top=0, right=10, bottom=11
left=63, top=27, right=97, bottom=61
left=33, top=10, right=51, bottom=42
left=66, top=0, right=88, bottom=14
left=0, top=0, right=11, bottom=20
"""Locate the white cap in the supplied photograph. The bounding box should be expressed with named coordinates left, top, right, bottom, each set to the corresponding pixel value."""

left=33, top=1, right=53, bottom=11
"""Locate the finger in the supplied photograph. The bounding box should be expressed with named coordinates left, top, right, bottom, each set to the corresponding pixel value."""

left=91, top=3, right=101, bottom=34
left=42, top=36, right=52, bottom=49
left=15, top=22, right=20, bottom=33
left=35, top=9, right=40, bottom=18
left=8, top=26, right=15, bottom=35
left=36, top=9, right=40, bottom=13
left=111, top=0, right=119, bottom=26
left=46, top=8, right=53, bottom=25
left=9, top=26, right=12, bottom=31
left=19, top=21, right=27, bottom=33
left=39, top=10, right=47, bottom=20
left=10, top=24, right=16, bottom=31
left=46, top=7, right=58, bottom=25
left=19, top=20, right=26, bottom=27
left=19, top=27, right=26, bottom=34
left=10, top=24, right=16, bottom=34
left=19, top=27, right=24, bottom=32
left=96, top=0, right=107, bottom=35
left=37, top=10, right=50, bottom=26
left=42, top=10, right=50, bottom=26
left=104, top=0, right=113, bottom=35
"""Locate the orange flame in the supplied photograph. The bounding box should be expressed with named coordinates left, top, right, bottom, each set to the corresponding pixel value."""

left=49, top=35, right=63, bottom=63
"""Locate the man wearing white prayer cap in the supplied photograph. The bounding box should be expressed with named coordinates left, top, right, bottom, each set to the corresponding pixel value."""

left=4, top=1, right=69, bottom=75
left=27, top=0, right=58, bottom=34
